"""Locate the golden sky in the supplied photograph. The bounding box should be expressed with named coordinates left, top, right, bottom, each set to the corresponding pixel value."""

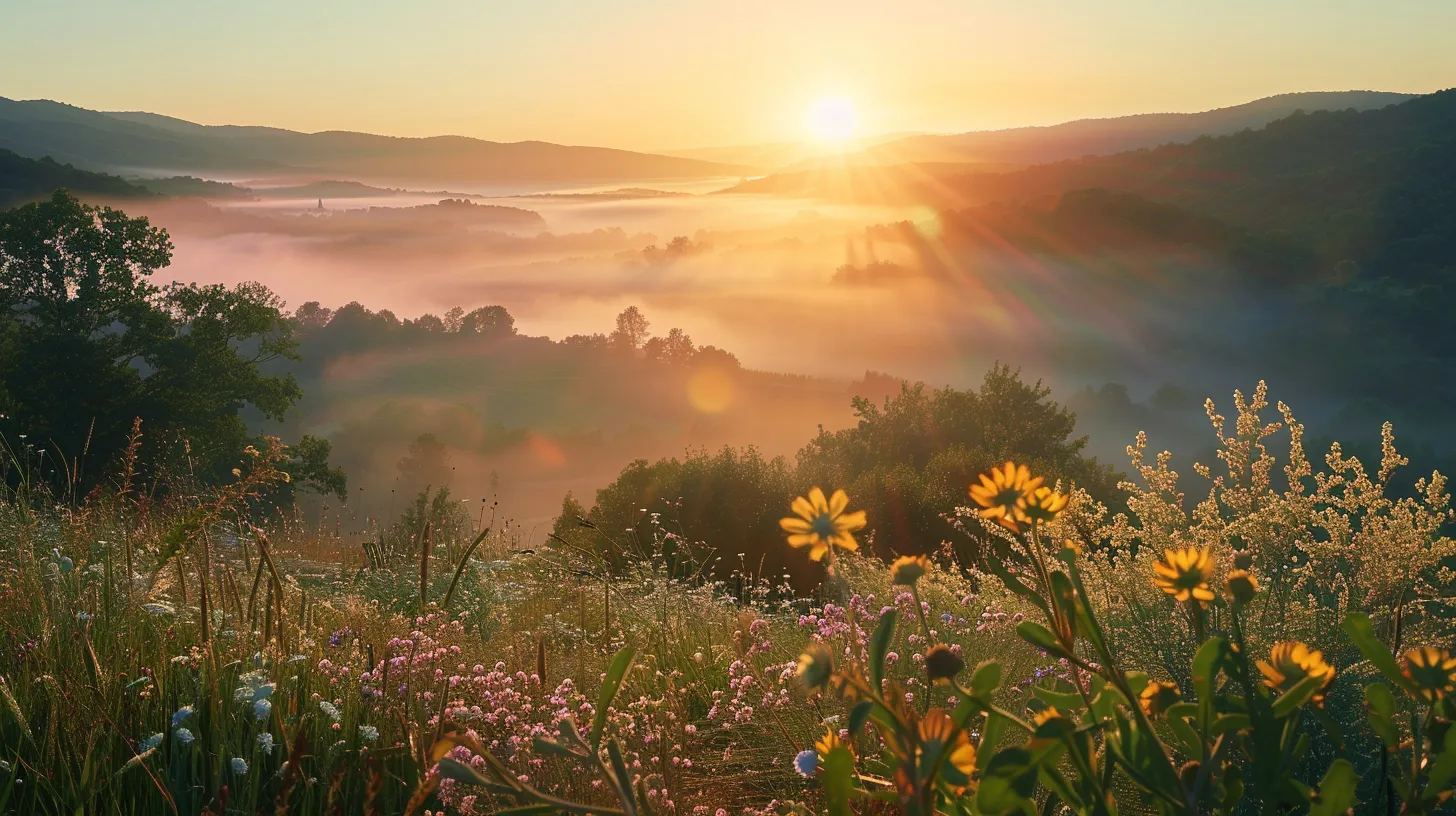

left=3, top=0, right=1454, bottom=150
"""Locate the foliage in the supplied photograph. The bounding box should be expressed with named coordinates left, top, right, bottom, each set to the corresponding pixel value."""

left=0, top=191, right=320, bottom=488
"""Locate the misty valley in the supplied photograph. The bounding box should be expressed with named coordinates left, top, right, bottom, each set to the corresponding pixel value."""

left=2, top=24, right=1455, bottom=814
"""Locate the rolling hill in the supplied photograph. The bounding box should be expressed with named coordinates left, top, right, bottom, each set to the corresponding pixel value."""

left=0, top=149, right=152, bottom=208
left=849, top=90, right=1413, bottom=167
left=0, top=98, right=753, bottom=186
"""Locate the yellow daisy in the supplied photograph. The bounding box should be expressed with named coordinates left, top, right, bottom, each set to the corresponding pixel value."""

left=1403, top=646, right=1456, bottom=703
left=969, top=462, right=1043, bottom=531
left=780, top=487, right=866, bottom=561
left=1018, top=485, right=1068, bottom=524
left=890, top=554, right=931, bottom=585
left=1257, top=641, right=1335, bottom=703
left=1152, top=547, right=1216, bottom=604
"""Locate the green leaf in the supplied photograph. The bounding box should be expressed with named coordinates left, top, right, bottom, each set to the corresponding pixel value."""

left=1032, top=685, right=1085, bottom=712
left=971, top=660, right=1003, bottom=699
left=1017, top=621, right=1073, bottom=661
left=1343, top=613, right=1416, bottom=695
left=1270, top=673, right=1324, bottom=718
left=591, top=646, right=637, bottom=749
left=1167, top=715, right=1202, bottom=758
left=1191, top=636, right=1226, bottom=702
left=976, top=747, right=1040, bottom=815
left=1210, top=713, right=1250, bottom=736
left=1364, top=683, right=1400, bottom=746
left=821, top=744, right=855, bottom=816
left=532, top=736, right=581, bottom=757
left=437, top=756, right=493, bottom=787
left=1309, top=759, right=1359, bottom=816
left=848, top=701, right=874, bottom=735
left=1424, top=725, right=1456, bottom=792
left=869, top=610, right=897, bottom=689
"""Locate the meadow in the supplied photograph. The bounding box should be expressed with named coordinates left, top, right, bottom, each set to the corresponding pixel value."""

left=3, top=381, right=1454, bottom=815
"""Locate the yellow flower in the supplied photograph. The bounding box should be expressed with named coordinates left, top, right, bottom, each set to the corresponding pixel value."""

left=780, top=487, right=866, bottom=561
left=796, top=642, right=834, bottom=691
left=917, top=709, right=976, bottom=785
left=1152, top=547, right=1216, bottom=604
left=1257, top=641, right=1335, bottom=703
left=1403, top=646, right=1456, bottom=702
left=1018, top=485, right=1068, bottom=524
left=890, top=554, right=930, bottom=585
left=1139, top=680, right=1182, bottom=718
left=1032, top=707, right=1067, bottom=728
left=815, top=728, right=847, bottom=760
left=969, top=462, right=1043, bottom=531
left=1225, top=569, right=1258, bottom=604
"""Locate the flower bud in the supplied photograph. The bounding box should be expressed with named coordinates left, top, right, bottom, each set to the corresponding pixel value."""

left=924, top=644, right=964, bottom=683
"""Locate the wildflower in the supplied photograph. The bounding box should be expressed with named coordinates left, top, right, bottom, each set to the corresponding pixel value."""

left=793, top=749, right=818, bottom=777
left=1139, top=680, right=1182, bottom=717
left=141, top=603, right=174, bottom=616
left=970, top=462, right=1043, bottom=531
left=1033, top=707, right=1067, bottom=728
left=171, top=706, right=194, bottom=727
left=1152, top=547, right=1216, bottom=604
left=1402, top=647, right=1456, bottom=702
left=1018, top=485, right=1068, bottom=524
left=796, top=642, right=835, bottom=691
left=1225, top=569, right=1259, bottom=604
left=230, top=757, right=249, bottom=775
left=139, top=733, right=163, bottom=752
left=890, top=555, right=930, bottom=585
left=1257, top=641, right=1335, bottom=704
left=780, top=487, right=866, bottom=561
left=359, top=725, right=380, bottom=743
left=257, top=732, right=275, bottom=755
left=917, top=710, right=976, bottom=787
left=254, top=699, right=273, bottom=722
left=924, top=644, right=964, bottom=683
left=815, top=728, right=846, bottom=760
left=173, top=727, right=195, bottom=746
left=319, top=700, right=341, bottom=722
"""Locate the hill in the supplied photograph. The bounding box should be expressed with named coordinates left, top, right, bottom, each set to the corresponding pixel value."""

left=850, top=90, right=1413, bottom=167
left=732, top=89, right=1456, bottom=280
left=0, top=149, right=152, bottom=207
left=0, top=97, right=753, bottom=186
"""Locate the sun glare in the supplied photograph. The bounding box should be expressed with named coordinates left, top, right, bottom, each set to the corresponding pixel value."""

left=806, top=96, right=858, bottom=143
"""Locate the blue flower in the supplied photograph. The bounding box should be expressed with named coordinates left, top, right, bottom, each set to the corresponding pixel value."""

left=257, top=732, right=275, bottom=755
left=230, top=757, right=248, bottom=775
left=794, top=749, right=818, bottom=777
left=358, top=725, right=379, bottom=743
left=173, top=728, right=195, bottom=746
left=139, top=733, right=163, bottom=752
left=253, top=699, right=273, bottom=722
left=171, top=706, right=194, bottom=727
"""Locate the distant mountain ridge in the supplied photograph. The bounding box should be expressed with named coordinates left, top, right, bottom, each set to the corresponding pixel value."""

left=851, top=90, right=1415, bottom=167
left=0, top=98, right=753, bottom=186
left=0, top=149, right=152, bottom=207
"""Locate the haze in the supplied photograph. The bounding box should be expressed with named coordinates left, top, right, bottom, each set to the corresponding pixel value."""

left=2, top=1, right=1454, bottom=148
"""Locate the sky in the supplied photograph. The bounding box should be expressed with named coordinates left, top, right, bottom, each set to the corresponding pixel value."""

left=3, top=0, right=1454, bottom=150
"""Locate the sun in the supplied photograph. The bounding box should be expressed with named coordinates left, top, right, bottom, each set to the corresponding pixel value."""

left=806, top=96, right=858, bottom=143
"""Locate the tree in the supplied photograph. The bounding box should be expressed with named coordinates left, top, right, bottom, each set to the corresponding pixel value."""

left=396, top=432, right=452, bottom=495
left=609, top=306, right=650, bottom=351
left=459, top=305, right=515, bottom=337
left=643, top=327, right=695, bottom=365
left=443, top=306, right=465, bottom=333
left=0, top=191, right=324, bottom=487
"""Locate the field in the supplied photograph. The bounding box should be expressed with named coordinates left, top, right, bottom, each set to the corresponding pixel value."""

left=3, top=384, right=1455, bottom=815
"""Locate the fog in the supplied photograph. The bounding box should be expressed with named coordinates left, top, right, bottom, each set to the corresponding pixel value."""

left=99, top=179, right=1407, bottom=537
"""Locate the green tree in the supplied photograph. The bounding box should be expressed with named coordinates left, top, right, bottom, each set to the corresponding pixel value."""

left=0, top=190, right=320, bottom=487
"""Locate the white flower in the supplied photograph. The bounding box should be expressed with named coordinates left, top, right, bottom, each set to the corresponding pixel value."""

left=173, top=728, right=195, bottom=746
left=171, top=706, right=194, bottom=727
left=319, top=701, right=341, bottom=722
left=142, top=603, right=174, bottom=616
left=253, top=699, right=273, bottom=722
left=230, top=757, right=248, bottom=775
left=358, top=725, right=379, bottom=743
left=257, top=732, right=275, bottom=755
left=139, top=733, right=163, bottom=752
